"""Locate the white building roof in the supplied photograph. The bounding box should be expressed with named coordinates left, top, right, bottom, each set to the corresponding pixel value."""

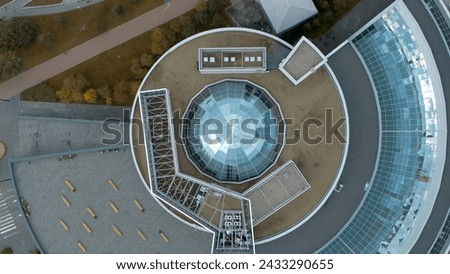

left=258, top=0, right=318, bottom=34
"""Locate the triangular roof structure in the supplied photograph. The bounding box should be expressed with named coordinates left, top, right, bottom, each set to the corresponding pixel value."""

left=258, top=0, right=318, bottom=34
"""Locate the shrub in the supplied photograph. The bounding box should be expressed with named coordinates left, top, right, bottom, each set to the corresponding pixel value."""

left=21, top=81, right=57, bottom=102
left=0, top=51, right=22, bottom=81
left=84, top=88, right=98, bottom=104
left=0, top=19, right=37, bottom=50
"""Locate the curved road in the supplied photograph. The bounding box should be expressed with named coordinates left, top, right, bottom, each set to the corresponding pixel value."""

left=0, top=0, right=199, bottom=100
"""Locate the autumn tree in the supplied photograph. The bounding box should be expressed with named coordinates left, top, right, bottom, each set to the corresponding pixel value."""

left=130, top=53, right=153, bottom=79
left=205, top=0, right=230, bottom=15
left=84, top=88, right=98, bottom=104
left=56, top=87, right=72, bottom=103
left=129, top=81, right=140, bottom=97
left=195, top=0, right=208, bottom=13
left=97, top=85, right=112, bottom=99
left=0, top=51, right=22, bottom=81
left=0, top=19, right=37, bottom=50
left=106, top=97, right=113, bottom=105
left=56, top=74, right=90, bottom=103
left=62, top=74, right=90, bottom=93
left=150, top=27, right=170, bottom=55
left=211, top=13, right=227, bottom=28
left=72, top=91, right=84, bottom=103
left=21, top=81, right=57, bottom=102
left=113, top=80, right=131, bottom=105
left=194, top=11, right=210, bottom=26
left=316, top=0, right=331, bottom=11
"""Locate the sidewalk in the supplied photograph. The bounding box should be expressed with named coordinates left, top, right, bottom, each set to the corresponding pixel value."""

left=0, top=0, right=198, bottom=100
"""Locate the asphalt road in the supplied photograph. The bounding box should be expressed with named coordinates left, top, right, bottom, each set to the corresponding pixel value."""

left=404, top=0, right=450, bottom=254
left=0, top=180, right=36, bottom=253
left=0, top=96, right=37, bottom=253
left=0, top=96, right=19, bottom=181
left=257, top=44, right=380, bottom=253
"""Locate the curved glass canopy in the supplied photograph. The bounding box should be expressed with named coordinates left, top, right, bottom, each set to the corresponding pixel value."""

left=182, top=80, right=285, bottom=183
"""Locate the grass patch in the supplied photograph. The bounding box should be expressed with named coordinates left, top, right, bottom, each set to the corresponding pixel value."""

left=24, top=0, right=63, bottom=7
left=0, top=0, right=12, bottom=7
left=35, top=0, right=232, bottom=106
left=11, top=0, right=164, bottom=72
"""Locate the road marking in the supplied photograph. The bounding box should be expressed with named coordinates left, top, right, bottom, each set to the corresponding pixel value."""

left=0, top=223, right=16, bottom=234
left=4, top=231, right=18, bottom=239
left=0, top=216, right=13, bottom=225
left=0, top=195, right=14, bottom=203
left=1, top=225, right=17, bottom=235
left=0, top=212, right=12, bottom=220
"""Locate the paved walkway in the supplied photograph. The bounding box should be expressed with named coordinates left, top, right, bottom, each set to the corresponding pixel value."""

left=0, top=0, right=103, bottom=20
left=0, top=0, right=198, bottom=100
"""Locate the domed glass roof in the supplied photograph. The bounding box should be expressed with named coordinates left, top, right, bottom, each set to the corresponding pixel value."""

left=181, top=79, right=285, bottom=183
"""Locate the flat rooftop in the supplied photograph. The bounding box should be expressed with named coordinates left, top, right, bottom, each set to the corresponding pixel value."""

left=10, top=146, right=213, bottom=254
left=279, top=37, right=328, bottom=85
left=243, top=160, right=310, bottom=225
left=133, top=29, right=346, bottom=241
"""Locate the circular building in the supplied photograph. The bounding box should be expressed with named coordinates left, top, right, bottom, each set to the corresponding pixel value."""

left=181, top=79, right=285, bottom=184
left=130, top=28, right=348, bottom=253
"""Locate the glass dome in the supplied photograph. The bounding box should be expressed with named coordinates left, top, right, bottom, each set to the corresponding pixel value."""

left=181, top=79, right=285, bottom=183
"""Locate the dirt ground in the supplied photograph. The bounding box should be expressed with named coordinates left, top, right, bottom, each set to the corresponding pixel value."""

left=133, top=30, right=347, bottom=241
left=0, top=141, right=6, bottom=160
left=14, top=0, right=163, bottom=71
left=24, top=0, right=62, bottom=7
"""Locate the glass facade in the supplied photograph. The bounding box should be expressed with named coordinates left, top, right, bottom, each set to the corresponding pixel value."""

left=182, top=80, right=284, bottom=183
left=430, top=208, right=450, bottom=253
left=423, top=0, right=450, bottom=51
left=321, top=6, right=445, bottom=253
